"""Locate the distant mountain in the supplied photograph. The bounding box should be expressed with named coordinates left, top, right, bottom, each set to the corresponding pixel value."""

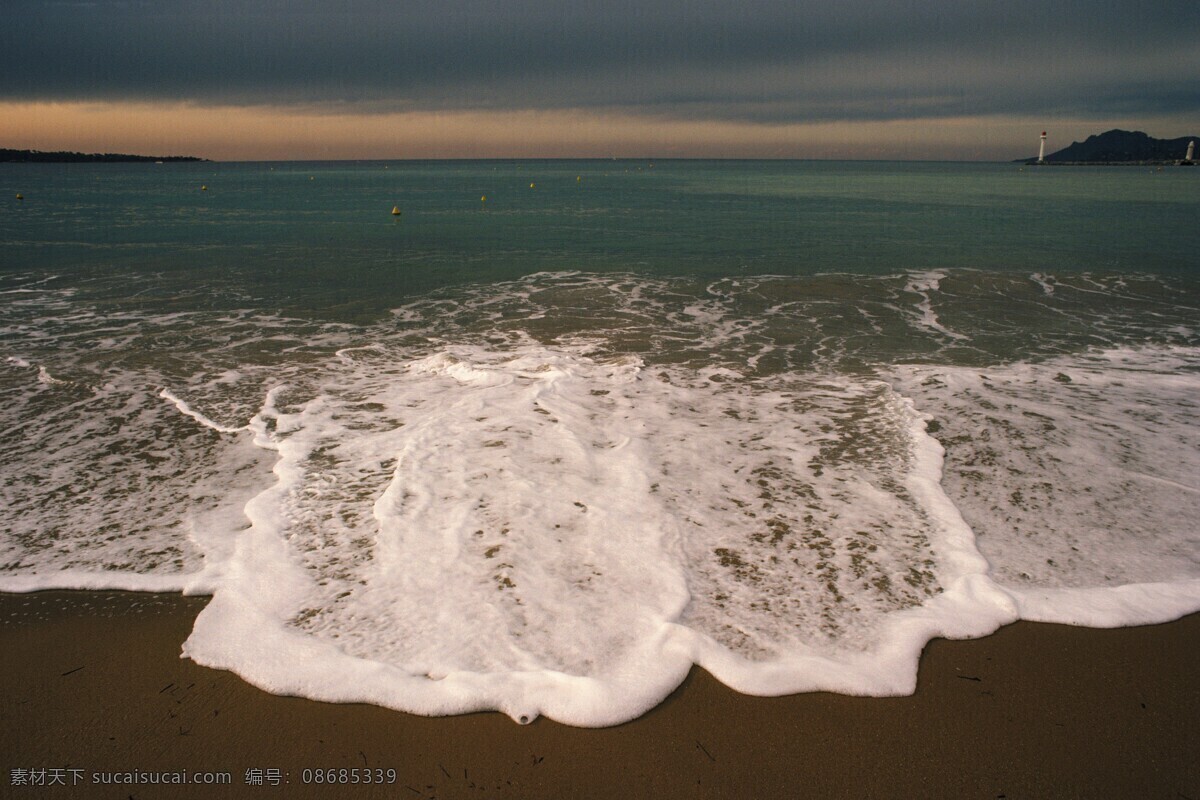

left=1017, top=130, right=1196, bottom=164
left=0, top=148, right=206, bottom=163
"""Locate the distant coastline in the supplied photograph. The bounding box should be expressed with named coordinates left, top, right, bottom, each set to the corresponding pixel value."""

left=1021, top=160, right=1191, bottom=167
left=1, top=148, right=207, bottom=163
left=1016, top=129, right=1196, bottom=166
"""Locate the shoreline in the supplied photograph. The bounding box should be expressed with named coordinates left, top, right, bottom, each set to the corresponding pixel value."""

left=2, top=590, right=1198, bottom=798
left=1016, top=160, right=1196, bottom=166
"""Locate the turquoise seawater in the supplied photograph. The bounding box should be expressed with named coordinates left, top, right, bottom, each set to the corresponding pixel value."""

left=3, top=159, right=1197, bottom=315
left=2, top=160, right=1198, bottom=725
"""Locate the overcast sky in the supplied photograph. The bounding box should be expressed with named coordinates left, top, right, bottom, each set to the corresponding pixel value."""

left=2, top=0, right=1197, bottom=159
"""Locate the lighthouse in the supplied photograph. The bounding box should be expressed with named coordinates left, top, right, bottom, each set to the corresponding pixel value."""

left=1037, top=131, right=1047, bottom=164
left=1183, top=140, right=1195, bottom=166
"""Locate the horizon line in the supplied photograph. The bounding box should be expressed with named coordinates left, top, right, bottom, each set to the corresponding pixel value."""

left=4, top=153, right=1032, bottom=164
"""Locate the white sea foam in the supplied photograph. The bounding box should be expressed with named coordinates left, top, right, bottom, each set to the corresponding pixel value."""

left=159, top=387, right=248, bottom=434
left=179, top=342, right=1019, bottom=725
left=903, top=270, right=967, bottom=341
left=1030, top=273, right=1056, bottom=296
left=0, top=364, right=276, bottom=593
left=0, top=569, right=198, bottom=594
left=36, top=366, right=67, bottom=385
left=3, top=272, right=1199, bottom=727
left=887, top=345, right=1200, bottom=622
left=1008, top=579, right=1200, bottom=627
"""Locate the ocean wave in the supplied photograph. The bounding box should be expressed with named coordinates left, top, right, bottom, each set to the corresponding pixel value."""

left=2, top=270, right=1198, bottom=725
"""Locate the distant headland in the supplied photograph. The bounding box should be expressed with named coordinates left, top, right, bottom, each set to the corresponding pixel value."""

left=1016, top=130, right=1197, bottom=166
left=1, top=148, right=207, bottom=163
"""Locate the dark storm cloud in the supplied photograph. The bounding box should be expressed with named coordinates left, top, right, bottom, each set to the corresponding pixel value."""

left=3, top=0, right=1198, bottom=121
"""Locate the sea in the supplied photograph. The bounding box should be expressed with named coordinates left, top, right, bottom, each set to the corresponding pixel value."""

left=2, top=159, right=1198, bottom=726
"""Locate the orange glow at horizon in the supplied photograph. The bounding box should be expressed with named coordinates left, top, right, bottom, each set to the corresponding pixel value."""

left=0, top=101, right=1180, bottom=162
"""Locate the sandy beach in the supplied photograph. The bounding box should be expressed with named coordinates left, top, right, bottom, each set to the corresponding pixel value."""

left=1, top=590, right=1196, bottom=799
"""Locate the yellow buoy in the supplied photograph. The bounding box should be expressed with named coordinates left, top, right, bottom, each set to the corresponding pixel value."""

left=576, top=176, right=581, bottom=182
left=391, top=206, right=402, bottom=216
left=15, top=193, right=23, bottom=200
left=481, top=195, right=487, bottom=203
left=201, top=185, right=207, bottom=191
left=529, top=182, right=535, bottom=189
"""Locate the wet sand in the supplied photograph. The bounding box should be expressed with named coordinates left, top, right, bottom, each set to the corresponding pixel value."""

left=1, top=590, right=1197, bottom=799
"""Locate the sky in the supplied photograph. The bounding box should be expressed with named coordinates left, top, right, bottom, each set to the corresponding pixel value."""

left=1, top=0, right=1197, bottom=161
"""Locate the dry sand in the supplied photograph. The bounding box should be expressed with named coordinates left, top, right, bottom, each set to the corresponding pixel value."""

left=1, top=590, right=1197, bottom=799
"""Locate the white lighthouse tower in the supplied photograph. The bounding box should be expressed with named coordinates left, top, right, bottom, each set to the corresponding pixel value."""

left=1184, top=140, right=1195, bottom=165
left=1037, top=131, right=1047, bottom=164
